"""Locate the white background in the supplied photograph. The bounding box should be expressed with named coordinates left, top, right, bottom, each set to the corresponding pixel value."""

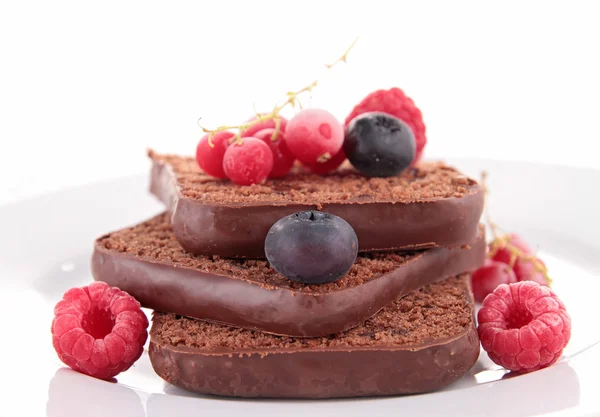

left=1, top=3, right=600, bottom=416
left=1, top=0, right=599, bottom=205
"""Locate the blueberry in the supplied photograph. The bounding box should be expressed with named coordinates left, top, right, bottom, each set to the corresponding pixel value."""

left=264, top=211, right=358, bottom=285
left=343, top=112, right=416, bottom=177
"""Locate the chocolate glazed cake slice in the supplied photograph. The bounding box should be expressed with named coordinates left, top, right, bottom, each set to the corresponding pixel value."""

left=92, top=213, right=485, bottom=337
left=149, top=275, right=480, bottom=398
left=148, top=151, right=484, bottom=258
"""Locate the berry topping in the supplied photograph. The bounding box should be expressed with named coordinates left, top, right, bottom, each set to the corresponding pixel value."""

left=240, top=114, right=288, bottom=138
left=285, top=109, right=344, bottom=165
left=265, top=211, right=358, bottom=285
left=195, top=131, right=235, bottom=178
left=51, top=281, right=148, bottom=380
left=198, top=41, right=357, bottom=183
left=246, top=128, right=295, bottom=178
left=343, top=112, right=416, bottom=177
left=478, top=281, right=571, bottom=373
left=471, top=261, right=518, bottom=303
left=222, top=137, right=274, bottom=185
left=304, top=148, right=347, bottom=174
left=345, top=87, right=426, bottom=163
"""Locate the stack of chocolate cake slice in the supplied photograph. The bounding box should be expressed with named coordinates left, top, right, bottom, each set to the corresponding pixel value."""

left=92, top=151, right=486, bottom=398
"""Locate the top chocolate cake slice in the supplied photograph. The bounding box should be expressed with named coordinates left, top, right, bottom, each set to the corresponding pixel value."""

left=149, top=150, right=484, bottom=258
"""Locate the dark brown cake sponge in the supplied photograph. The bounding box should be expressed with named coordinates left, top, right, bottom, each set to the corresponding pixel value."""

left=149, top=150, right=478, bottom=206
left=148, top=275, right=480, bottom=398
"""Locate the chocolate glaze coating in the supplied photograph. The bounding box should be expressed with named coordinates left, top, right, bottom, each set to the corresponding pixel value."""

left=149, top=155, right=484, bottom=258
left=149, top=332, right=480, bottom=398
left=148, top=278, right=480, bottom=398
left=92, top=224, right=485, bottom=337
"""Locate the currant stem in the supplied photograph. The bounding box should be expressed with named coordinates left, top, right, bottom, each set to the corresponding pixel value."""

left=317, top=152, right=332, bottom=163
left=325, top=37, right=359, bottom=69
left=271, top=118, right=281, bottom=141
left=198, top=39, right=358, bottom=147
left=489, top=239, right=553, bottom=285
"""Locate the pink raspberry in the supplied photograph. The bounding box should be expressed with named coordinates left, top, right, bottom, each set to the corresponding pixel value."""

left=345, top=87, right=426, bottom=163
left=51, top=281, right=148, bottom=380
left=478, top=281, right=571, bottom=373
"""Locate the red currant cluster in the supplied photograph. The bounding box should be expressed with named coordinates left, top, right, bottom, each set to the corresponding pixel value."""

left=472, top=233, right=551, bottom=303
left=195, top=109, right=347, bottom=185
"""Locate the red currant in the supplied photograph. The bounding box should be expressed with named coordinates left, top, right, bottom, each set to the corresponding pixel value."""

left=471, top=261, right=517, bottom=303
left=285, top=109, right=344, bottom=165
left=490, top=234, right=550, bottom=286
left=241, top=114, right=288, bottom=138
left=513, top=257, right=549, bottom=286
left=304, top=148, right=347, bottom=174
left=491, top=233, right=532, bottom=265
left=222, top=137, right=274, bottom=185
left=196, top=131, right=235, bottom=178
left=250, top=128, right=295, bottom=178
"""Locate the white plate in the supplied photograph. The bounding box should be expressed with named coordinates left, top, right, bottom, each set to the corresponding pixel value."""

left=1, top=158, right=599, bottom=417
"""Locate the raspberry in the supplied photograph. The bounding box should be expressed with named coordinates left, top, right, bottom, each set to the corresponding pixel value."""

left=285, top=109, right=344, bottom=165
left=51, top=281, right=148, bottom=380
left=345, top=88, right=426, bottom=163
left=471, top=261, right=517, bottom=303
left=304, top=148, right=347, bottom=174
left=240, top=114, right=288, bottom=138
left=222, top=137, right=274, bottom=185
left=243, top=128, right=295, bottom=178
left=478, top=281, right=571, bottom=373
left=196, top=131, right=235, bottom=178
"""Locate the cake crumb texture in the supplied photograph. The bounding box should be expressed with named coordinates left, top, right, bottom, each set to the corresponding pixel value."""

left=97, top=213, right=424, bottom=293
left=148, top=151, right=478, bottom=205
left=151, top=275, right=473, bottom=350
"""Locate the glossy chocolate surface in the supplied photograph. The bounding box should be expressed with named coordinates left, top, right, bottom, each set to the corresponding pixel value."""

left=92, top=225, right=485, bottom=337
left=150, top=156, right=484, bottom=258
left=147, top=277, right=480, bottom=398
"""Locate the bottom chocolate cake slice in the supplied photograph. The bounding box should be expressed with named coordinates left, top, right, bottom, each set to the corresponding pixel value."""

left=149, top=274, right=480, bottom=398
